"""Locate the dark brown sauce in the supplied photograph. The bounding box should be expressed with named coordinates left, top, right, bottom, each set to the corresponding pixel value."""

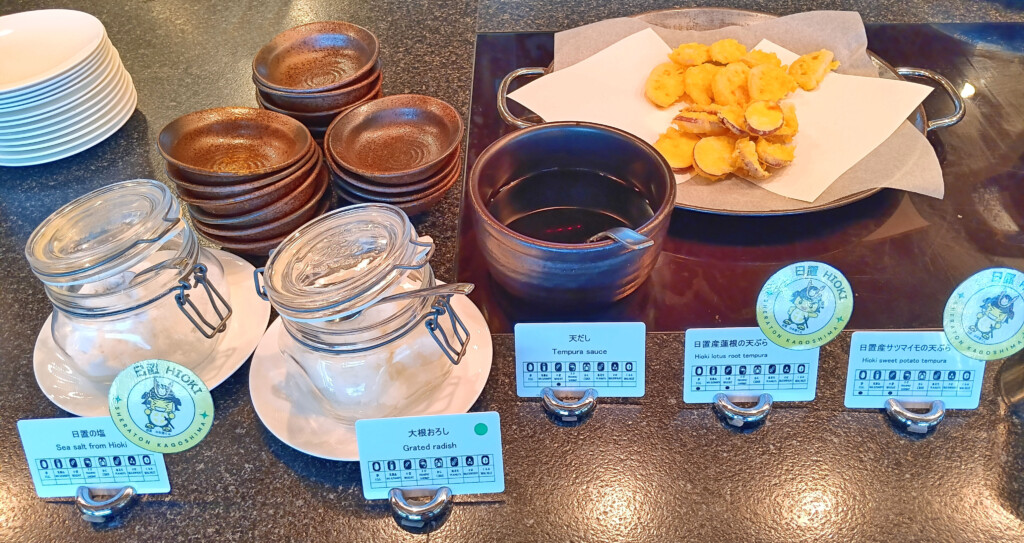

left=487, top=168, right=654, bottom=244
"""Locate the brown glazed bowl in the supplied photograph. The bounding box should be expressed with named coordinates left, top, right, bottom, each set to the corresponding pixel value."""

left=467, top=122, right=676, bottom=305
left=177, top=147, right=324, bottom=216
left=192, top=182, right=331, bottom=242
left=188, top=161, right=328, bottom=227
left=201, top=231, right=288, bottom=256
left=256, top=82, right=383, bottom=127
left=252, top=21, right=379, bottom=94
left=325, top=94, right=463, bottom=185
left=330, top=150, right=460, bottom=201
left=333, top=160, right=458, bottom=215
left=166, top=143, right=317, bottom=198
left=158, top=107, right=311, bottom=183
left=255, top=66, right=381, bottom=113
left=327, top=147, right=460, bottom=195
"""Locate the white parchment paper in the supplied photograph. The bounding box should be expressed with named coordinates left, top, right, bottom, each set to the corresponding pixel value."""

left=508, top=11, right=945, bottom=213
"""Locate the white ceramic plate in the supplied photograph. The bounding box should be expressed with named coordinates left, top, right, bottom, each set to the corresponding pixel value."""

left=250, top=294, right=494, bottom=461
left=0, top=70, right=132, bottom=150
left=0, top=67, right=127, bottom=140
left=0, top=36, right=111, bottom=108
left=0, top=80, right=136, bottom=166
left=0, top=9, right=106, bottom=94
left=33, top=249, right=271, bottom=417
left=0, top=45, right=123, bottom=123
left=0, top=53, right=125, bottom=136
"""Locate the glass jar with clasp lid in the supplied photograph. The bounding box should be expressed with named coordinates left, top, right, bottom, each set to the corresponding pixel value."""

left=253, top=203, right=472, bottom=425
left=25, top=179, right=232, bottom=387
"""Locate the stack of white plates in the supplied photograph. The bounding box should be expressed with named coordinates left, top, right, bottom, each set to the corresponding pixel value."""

left=0, top=9, right=137, bottom=167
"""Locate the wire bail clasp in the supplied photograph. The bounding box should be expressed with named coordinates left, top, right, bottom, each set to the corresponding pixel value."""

left=174, top=264, right=232, bottom=338
left=426, top=295, right=470, bottom=365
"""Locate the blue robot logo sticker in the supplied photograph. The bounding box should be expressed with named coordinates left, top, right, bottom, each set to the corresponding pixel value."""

left=945, top=268, right=1024, bottom=360
left=757, top=261, right=853, bottom=350
left=109, top=360, right=214, bottom=453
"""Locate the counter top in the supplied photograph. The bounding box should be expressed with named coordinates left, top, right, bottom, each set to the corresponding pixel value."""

left=1, top=1, right=1023, bottom=542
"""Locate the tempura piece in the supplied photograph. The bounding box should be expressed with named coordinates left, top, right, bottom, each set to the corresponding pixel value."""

left=711, top=62, right=750, bottom=106
left=744, top=101, right=785, bottom=136
left=733, top=137, right=772, bottom=180
left=692, top=136, right=737, bottom=180
left=683, top=63, right=721, bottom=106
left=645, top=62, right=687, bottom=107
left=654, top=128, right=701, bottom=170
left=788, top=49, right=840, bottom=91
left=756, top=138, right=796, bottom=168
left=669, top=43, right=711, bottom=67
left=740, top=49, right=783, bottom=68
left=748, top=64, right=798, bottom=102
left=709, top=38, right=747, bottom=64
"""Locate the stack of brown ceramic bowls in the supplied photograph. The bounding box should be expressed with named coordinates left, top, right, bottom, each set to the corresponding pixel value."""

left=157, top=107, right=331, bottom=256
left=324, top=94, right=463, bottom=216
left=252, top=22, right=383, bottom=141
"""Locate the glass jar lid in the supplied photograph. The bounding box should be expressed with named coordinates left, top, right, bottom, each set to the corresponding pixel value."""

left=26, top=180, right=183, bottom=286
left=263, top=203, right=433, bottom=321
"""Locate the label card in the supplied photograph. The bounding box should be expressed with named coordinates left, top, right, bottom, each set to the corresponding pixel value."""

left=514, top=322, right=645, bottom=398
left=355, top=412, right=504, bottom=500
left=683, top=327, right=820, bottom=403
left=845, top=331, right=985, bottom=409
left=17, top=417, right=170, bottom=499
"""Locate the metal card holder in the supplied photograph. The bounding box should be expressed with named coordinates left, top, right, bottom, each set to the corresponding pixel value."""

left=541, top=387, right=598, bottom=423
left=884, top=399, right=945, bottom=435
left=712, top=393, right=773, bottom=430
left=75, top=485, right=137, bottom=523
left=388, top=486, right=453, bottom=531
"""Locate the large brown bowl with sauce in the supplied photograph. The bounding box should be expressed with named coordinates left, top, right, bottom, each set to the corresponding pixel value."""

left=467, top=122, right=675, bottom=305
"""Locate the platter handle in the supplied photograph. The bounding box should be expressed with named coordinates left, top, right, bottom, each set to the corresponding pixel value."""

left=713, top=393, right=772, bottom=428
left=885, top=398, right=945, bottom=434
left=896, top=67, right=966, bottom=132
left=497, top=67, right=548, bottom=128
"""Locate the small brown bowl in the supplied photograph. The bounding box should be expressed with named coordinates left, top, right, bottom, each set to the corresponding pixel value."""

left=201, top=231, right=287, bottom=256
left=327, top=147, right=460, bottom=195
left=158, top=107, right=312, bottom=183
left=255, top=65, right=381, bottom=113
left=167, top=143, right=317, bottom=198
left=332, top=156, right=458, bottom=203
left=333, top=159, right=457, bottom=215
left=192, top=180, right=331, bottom=242
left=188, top=160, right=328, bottom=227
left=177, top=147, right=323, bottom=216
left=256, top=81, right=382, bottom=127
left=324, top=94, right=463, bottom=185
left=252, top=21, right=379, bottom=94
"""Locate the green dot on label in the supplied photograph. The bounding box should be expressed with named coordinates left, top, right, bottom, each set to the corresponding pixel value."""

left=474, top=423, right=488, bottom=436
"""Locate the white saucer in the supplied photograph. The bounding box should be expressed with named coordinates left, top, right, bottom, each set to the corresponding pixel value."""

left=250, top=294, right=494, bottom=461
left=33, top=248, right=271, bottom=417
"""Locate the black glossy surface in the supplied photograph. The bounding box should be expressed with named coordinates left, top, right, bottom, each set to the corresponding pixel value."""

left=457, top=26, right=1024, bottom=333
left=1, top=1, right=1023, bottom=541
